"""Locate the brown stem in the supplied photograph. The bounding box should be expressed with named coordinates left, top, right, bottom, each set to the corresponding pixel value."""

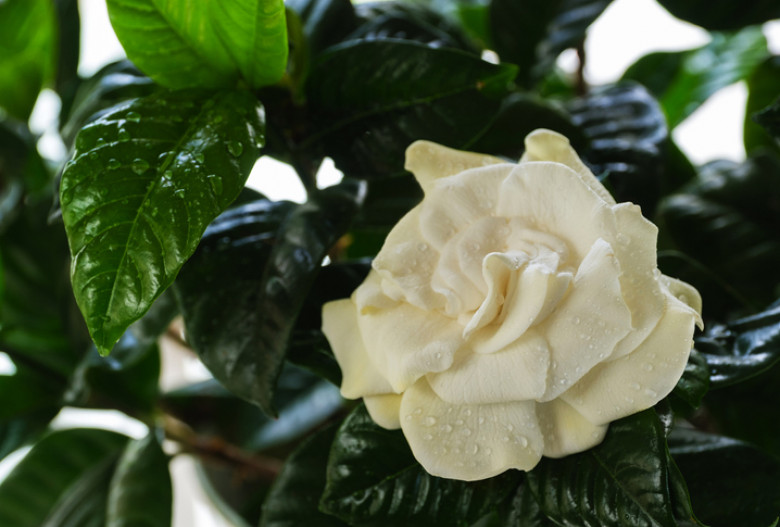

left=163, top=416, right=283, bottom=482
left=575, top=40, right=588, bottom=96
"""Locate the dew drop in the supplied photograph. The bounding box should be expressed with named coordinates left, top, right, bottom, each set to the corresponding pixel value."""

left=207, top=174, right=223, bottom=195
left=502, top=436, right=510, bottom=442
left=644, top=388, right=658, bottom=398
left=88, top=152, right=99, bottom=161
left=630, top=382, right=641, bottom=391
left=470, top=444, right=479, bottom=455
left=642, top=363, right=654, bottom=372
left=107, top=158, right=121, bottom=170
left=616, top=233, right=630, bottom=246
left=463, top=409, right=472, bottom=417
left=417, top=242, right=428, bottom=252
left=424, top=416, right=437, bottom=427
left=405, top=414, right=412, bottom=421
left=440, top=424, right=453, bottom=433
left=131, top=158, right=149, bottom=175
left=227, top=140, right=243, bottom=157
left=413, top=408, right=422, bottom=416
left=478, top=417, right=485, bottom=424
left=95, top=137, right=107, bottom=147
left=573, top=316, right=581, bottom=325
left=195, top=152, right=206, bottom=164
left=174, top=189, right=186, bottom=199
left=505, top=424, right=514, bottom=432
left=424, top=434, right=433, bottom=441
left=117, top=128, right=131, bottom=142
left=126, top=111, right=141, bottom=123
left=462, top=428, right=472, bottom=436
left=516, top=435, right=528, bottom=447
left=455, top=419, right=464, bottom=426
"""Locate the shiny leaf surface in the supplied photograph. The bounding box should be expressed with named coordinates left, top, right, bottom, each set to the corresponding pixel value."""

left=671, top=349, right=710, bottom=409
left=0, top=428, right=128, bottom=526
left=260, top=423, right=347, bottom=527
left=304, top=39, right=517, bottom=177
left=527, top=410, right=696, bottom=527
left=0, top=0, right=57, bottom=120
left=745, top=57, right=780, bottom=154
left=60, top=89, right=265, bottom=355
left=490, top=0, right=612, bottom=86
left=106, top=432, right=172, bottom=527
left=106, top=0, right=287, bottom=89
left=656, top=0, right=780, bottom=30
left=622, top=27, right=768, bottom=128
left=321, top=405, right=521, bottom=526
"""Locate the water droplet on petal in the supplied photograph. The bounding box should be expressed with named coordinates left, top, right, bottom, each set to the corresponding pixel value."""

left=424, top=434, right=433, bottom=441
left=616, top=233, right=630, bottom=246
left=630, top=382, right=641, bottom=391
left=470, top=444, right=479, bottom=455
left=573, top=316, right=581, bottom=325
left=440, top=424, right=453, bottom=433
left=413, top=408, right=422, bottom=416
left=424, top=416, right=437, bottom=426
left=642, top=363, right=654, bottom=372
left=517, top=435, right=528, bottom=447
left=644, top=388, right=658, bottom=398
left=462, top=428, right=472, bottom=436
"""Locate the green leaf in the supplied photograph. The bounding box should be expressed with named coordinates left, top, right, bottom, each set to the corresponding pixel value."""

left=490, top=0, right=612, bottom=86
left=287, top=0, right=357, bottom=58
left=657, top=154, right=780, bottom=316
left=260, top=423, right=347, bottom=527
left=0, top=118, right=50, bottom=200
left=622, top=27, right=768, bottom=128
left=0, top=0, right=57, bottom=120
left=0, top=428, right=128, bottom=527
left=60, top=61, right=157, bottom=150
left=320, top=405, right=521, bottom=526
left=106, top=0, right=287, bottom=89
left=745, top=57, right=780, bottom=155
left=0, top=362, right=63, bottom=421
left=304, top=39, right=517, bottom=178
left=566, top=83, right=667, bottom=215
left=60, top=89, right=265, bottom=356
left=671, top=349, right=710, bottom=410
left=107, top=432, right=172, bottom=527
left=0, top=408, right=58, bottom=462
left=694, top=300, right=780, bottom=388
left=177, top=184, right=360, bottom=415
left=755, top=97, right=780, bottom=145
left=54, top=0, right=81, bottom=105
left=656, top=0, right=780, bottom=31
left=669, top=428, right=780, bottom=527
left=527, top=410, right=696, bottom=527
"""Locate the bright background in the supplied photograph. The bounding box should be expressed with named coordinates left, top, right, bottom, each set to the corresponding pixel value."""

left=4, top=0, right=780, bottom=525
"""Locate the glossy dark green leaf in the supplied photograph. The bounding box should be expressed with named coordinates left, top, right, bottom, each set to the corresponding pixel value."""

left=669, top=428, right=780, bottom=527
left=671, top=349, right=710, bottom=409
left=657, top=154, right=780, bottom=316
left=260, top=423, right=347, bottom=527
left=0, top=0, right=57, bottom=120
left=350, top=2, right=480, bottom=53
left=493, top=483, right=554, bottom=527
left=527, top=410, right=695, bottom=527
left=694, top=300, right=780, bottom=388
left=745, top=57, right=780, bottom=154
left=754, top=97, right=780, bottom=145
left=304, top=39, right=517, bottom=178
left=106, top=0, right=287, bottom=89
left=106, top=432, right=172, bottom=527
left=287, top=0, right=357, bottom=58
left=0, top=118, right=50, bottom=201
left=0, top=194, right=82, bottom=378
left=566, top=83, right=667, bottom=214
left=622, top=27, right=768, bottom=128
left=656, top=0, right=780, bottom=30
left=128, top=287, right=178, bottom=345
left=54, top=0, right=81, bottom=106
left=490, top=0, right=612, bottom=86
left=0, top=407, right=58, bottom=462
left=0, top=362, right=63, bottom=421
left=177, top=184, right=360, bottom=415
left=60, top=61, right=156, bottom=150
left=60, top=89, right=265, bottom=356
left=320, top=405, right=521, bottom=526
left=0, top=428, right=128, bottom=526
left=468, top=92, right=586, bottom=160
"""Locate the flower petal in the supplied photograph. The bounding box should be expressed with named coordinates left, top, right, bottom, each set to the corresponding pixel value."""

left=521, top=129, right=616, bottom=205
left=357, top=301, right=462, bottom=393
left=660, top=274, right=703, bottom=328
left=561, top=294, right=697, bottom=425
left=322, top=299, right=393, bottom=399
left=427, top=331, right=550, bottom=405
left=540, top=238, right=632, bottom=401
left=405, top=140, right=504, bottom=195
left=400, top=379, right=544, bottom=481
left=365, top=393, right=403, bottom=429
left=535, top=398, right=608, bottom=458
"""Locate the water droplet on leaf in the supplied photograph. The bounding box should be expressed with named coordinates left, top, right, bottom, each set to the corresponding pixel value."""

left=227, top=141, right=243, bottom=157
left=131, top=158, right=149, bottom=175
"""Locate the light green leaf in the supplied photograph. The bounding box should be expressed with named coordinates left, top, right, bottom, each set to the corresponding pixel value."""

left=0, top=428, right=128, bottom=527
left=622, top=27, right=768, bottom=128
left=60, top=89, right=265, bottom=355
left=107, top=433, right=172, bottom=527
left=106, top=0, right=287, bottom=89
left=0, top=0, right=57, bottom=120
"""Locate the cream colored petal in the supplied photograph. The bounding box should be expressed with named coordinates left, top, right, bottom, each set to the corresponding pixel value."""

left=365, top=393, right=403, bottom=430
left=660, top=274, right=703, bottom=328
left=431, top=216, right=510, bottom=316
left=427, top=331, right=549, bottom=405
left=418, top=164, right=511, bottom=250
left=353, top=270, right=399, bottom=313
left=400, top=379, right=544, bottom=481
left=405, top=140, right=505, bottom=195
left=496, top=162, right=617, bottom=264
left=468, top=257, right=572, bottom=354
left=520, top=129, right=615, bottom=205
left=321, top=299, right=393, bottom=399
left=536, top=399, right=608, bottom=458
left=372, top=208, right=445, bottom=311
left=356, top=301, right=462, bottom=393
left=541, top=239, right=632, bottom=401
left=561, top=294, right=698, bottom=426
left=609, top=202, right=665, bottom=359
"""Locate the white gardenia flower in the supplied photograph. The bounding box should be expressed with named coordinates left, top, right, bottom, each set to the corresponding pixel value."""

left=322, top=129, right=703, bottom=481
